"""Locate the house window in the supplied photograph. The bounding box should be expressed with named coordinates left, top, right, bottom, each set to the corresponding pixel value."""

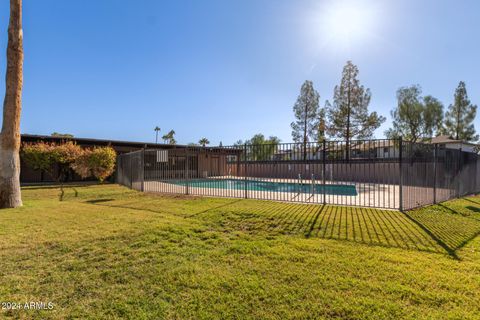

left=383, top=147, right=389, bottom=153
left=226, top=155, right=237, bottom=163
left=156, top=150, right=168, bottom=162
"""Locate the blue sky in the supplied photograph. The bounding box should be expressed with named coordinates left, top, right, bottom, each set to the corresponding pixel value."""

left=0, top=0, right=479, bottom=145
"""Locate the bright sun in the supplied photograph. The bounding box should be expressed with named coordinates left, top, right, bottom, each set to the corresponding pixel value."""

left=317, top=0, right=377, bottom=49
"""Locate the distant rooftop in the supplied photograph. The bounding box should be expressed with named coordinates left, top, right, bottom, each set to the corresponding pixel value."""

left=429, top=135, right=477, bottom=146
left=21, top=133, right=173, bottom=149
left=20, top=134, right=240, bottom=153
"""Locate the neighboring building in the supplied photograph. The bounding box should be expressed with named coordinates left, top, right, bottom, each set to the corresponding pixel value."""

left=429, top=135, right=478, bottom=153
left=370, top=140, right=400, bottom=159
left=20, top=134, right=239, bottom=184
left=268, top=137, right=480, bottom=161
left=21, top=134, right=167, bottom=155
left=271, top=149, right=293, bottom=161
left=355, top=137, right=479, bottom=159
left=21, top=134, right=152, bottom=183
left=271, top=142, right=396, bottom=161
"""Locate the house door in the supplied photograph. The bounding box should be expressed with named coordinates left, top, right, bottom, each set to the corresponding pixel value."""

left=211, top=156, right=220, bottom=176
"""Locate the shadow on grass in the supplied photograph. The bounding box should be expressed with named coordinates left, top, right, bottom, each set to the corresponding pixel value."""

left=208, top=198, right=480, bottom=257
left=22, top=182, right=98, bottom=190
left=84, top=198, right=170, bottom=216
left=466, top=206, right=480, bottom=213
left=187, top=199, right=244, bottom=218
left=305, top=205, right=326, bottom=238
left=86, top=198, right=115, bottom=204
left=192, top=200, right=445, bottom=254
left=82, top=192, right=480, bottom=257
left=401, top=211, right=459, bottom=259
left=402, top=200, right=480, bottom=259
left=464, top=198, right=480, bottom=206
left=85, top=197, right=245, bottom=218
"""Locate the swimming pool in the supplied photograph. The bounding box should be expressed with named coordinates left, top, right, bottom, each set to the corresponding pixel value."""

left=168, top=178, right=357, bottom=196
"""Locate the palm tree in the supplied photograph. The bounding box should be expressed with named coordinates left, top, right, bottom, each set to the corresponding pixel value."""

left=154, top=126, right=161, bottom=144
left=161, top=133, right=169, bottom=144
left=199, top=138, right=210, bottom=147
left=0, top=0, right=23, bottom=208
left=162, top=130, right=176, bottom=145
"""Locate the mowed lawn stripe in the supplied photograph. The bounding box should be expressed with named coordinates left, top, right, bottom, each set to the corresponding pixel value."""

left=0, top=184, right=479, bottom=319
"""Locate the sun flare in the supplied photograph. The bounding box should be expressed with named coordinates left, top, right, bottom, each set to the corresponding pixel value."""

left=315, top=0, right=378, bottom=49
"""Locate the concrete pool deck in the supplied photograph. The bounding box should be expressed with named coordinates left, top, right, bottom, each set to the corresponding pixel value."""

left=142, top=176, right=455, bottom=210
left=142, top=177, right=400, bottom=209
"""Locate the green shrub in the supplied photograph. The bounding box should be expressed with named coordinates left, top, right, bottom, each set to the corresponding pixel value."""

left=72, top=147, right=116, bottom=182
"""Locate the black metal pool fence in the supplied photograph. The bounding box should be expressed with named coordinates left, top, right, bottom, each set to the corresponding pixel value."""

left=116, top=138, right=480, bottom=210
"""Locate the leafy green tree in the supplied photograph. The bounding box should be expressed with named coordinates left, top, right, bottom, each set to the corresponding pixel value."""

left=291, top=80, right=320, bottom=159
left=246, top=134, right=280, bottom=161
left=423, top=95, right=444, bottom=137
left=198, top=138, right=210, bottom=147
left=386, top=86, right=444, bottom=142
left=72, top=147, right=116, bottom=182
left=386, top=86, right=423, bottom=142
left=443, top=81, right=478, bottom=141
left=23, top=142, right=82, bottom=182
left=51, top=132, right=74, bottom=138
left=22, top=142, right=57, bottom=175
left=22, top=142, right=83, bottom=199
left=233, top=140, right=243, bottom=147
left=327, top=61, right=385, bottom=159
left=23, top=142, right=116, bottom=197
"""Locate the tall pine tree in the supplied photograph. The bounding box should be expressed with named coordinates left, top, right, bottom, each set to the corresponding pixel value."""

left=315, top=107, right=327, bottom=143
left=326, top=61, right=385, bottom=159
left=291, top=80, right=320, bottom=160
left=443, top=81, right=478, bottom=141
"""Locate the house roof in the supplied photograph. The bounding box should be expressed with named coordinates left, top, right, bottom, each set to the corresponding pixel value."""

left=430, top=135, right=459, bottom=144
left=360, top=140, right=397, bottom=149
left=268, top=140, right=397, bottom=154
left=22, top=133, right=168, bottom=149
left=429, top=135, right=477, bottom=146
left=20, top=134, right=241, bottom=153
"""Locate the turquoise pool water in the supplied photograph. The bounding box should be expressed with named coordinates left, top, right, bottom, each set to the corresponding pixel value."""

left=169, top=178, right=357, bottom=196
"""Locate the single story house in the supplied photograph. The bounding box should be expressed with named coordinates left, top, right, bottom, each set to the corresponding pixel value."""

left=20, top=134, right=240, bottom=183
left=429, top=135, right=478, bottom=153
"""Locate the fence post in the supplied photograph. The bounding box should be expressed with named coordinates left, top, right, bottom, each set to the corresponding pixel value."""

left=244, top=144, right=248, bottom=199
left=129, top=154, right=133, bottom=189
left=236, top=148, right=240, bottom=178
left=433, top=143, right=437, bottom=204
left=141, top=149, right=145, bottom=192
left=477, top=153, right=480, bottom=194
left=399, top=137, right=403, bottom=211
left=322, top=140, right=326, bottom=205
left=185, top=147, right=189, bottom=195
left=457, top=147, right=462, bottom=198
left=114, top=156, right=117, bottom=184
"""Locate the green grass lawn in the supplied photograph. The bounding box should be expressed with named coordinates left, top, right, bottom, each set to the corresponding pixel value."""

left=1, top=184, right=479, bottom=319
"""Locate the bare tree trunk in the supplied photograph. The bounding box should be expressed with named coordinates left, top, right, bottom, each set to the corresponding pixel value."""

left=0, top=0, right=23, bottom=208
